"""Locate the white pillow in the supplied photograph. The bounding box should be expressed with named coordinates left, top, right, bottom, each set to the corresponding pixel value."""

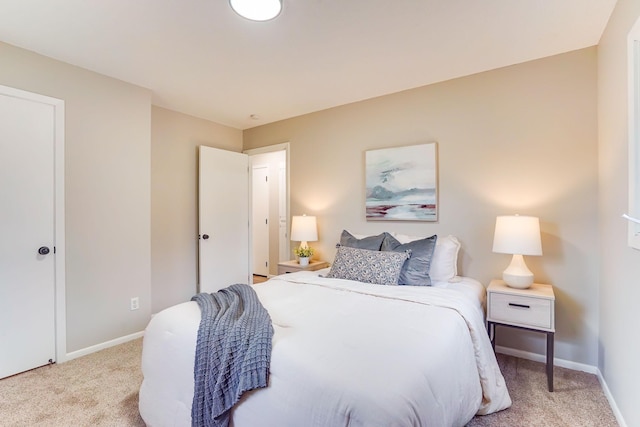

left=392, top=233, right=460, bottom=282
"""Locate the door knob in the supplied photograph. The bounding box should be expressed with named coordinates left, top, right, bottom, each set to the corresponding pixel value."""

left=38, top=246, right=50, bottom=255
left=202, top=234, right=210, bottom=240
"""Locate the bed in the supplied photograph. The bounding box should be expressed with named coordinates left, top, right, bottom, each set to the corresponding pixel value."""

left=139, top=234, right=511, bottom=427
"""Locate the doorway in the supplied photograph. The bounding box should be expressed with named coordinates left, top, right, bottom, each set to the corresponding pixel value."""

left=245, top=143, right=289, bottom=278
left=252, top=165, right=269, bottom=276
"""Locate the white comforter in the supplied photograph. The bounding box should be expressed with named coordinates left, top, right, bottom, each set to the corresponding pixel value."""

left=139, top=271, right=511, bottom=427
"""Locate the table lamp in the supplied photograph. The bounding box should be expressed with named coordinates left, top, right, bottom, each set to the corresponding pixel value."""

left=291, top=214, right=318, bottom=251
left=492, top=215, right=542, bottom=289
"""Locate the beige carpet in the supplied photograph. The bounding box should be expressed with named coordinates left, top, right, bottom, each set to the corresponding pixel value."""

left=0, top=338, right=619, bottom=426
left=466, top=355, right=618, bottom=427
left=0, top=339, right=145, bottom=427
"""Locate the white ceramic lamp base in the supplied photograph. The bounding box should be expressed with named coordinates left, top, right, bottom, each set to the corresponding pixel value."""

left=502, top=254, right=534, bottom=289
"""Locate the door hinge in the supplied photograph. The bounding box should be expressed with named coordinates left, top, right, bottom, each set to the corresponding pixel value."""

left=265, top=218, right=268, bottom=225
left=265, top=176, right=268, bottom=182
left=265, top=261, right=268, bottom=267
left=53, top=247, right=56, bottom=254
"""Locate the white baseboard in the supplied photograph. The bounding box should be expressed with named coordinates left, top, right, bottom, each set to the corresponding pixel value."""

left=596, top=369, right=628, bottom=427
left=496, top=345, right=627, bottom=427
left=64, top=331, right=144, bottom=361
left=495, top=345, right=597, bottom=373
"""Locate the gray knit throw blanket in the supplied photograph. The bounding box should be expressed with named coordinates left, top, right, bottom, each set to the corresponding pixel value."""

left=191, top=284, right=273, bottom=427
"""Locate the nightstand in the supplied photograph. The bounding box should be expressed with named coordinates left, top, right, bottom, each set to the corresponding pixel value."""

left=277, top=260, right=329, bottom=275
left=487, top=279, right=556, bottom=391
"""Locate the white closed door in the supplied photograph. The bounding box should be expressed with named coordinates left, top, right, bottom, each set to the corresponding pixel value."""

left=198, top=146, right=250, bottom=293
left=278, top=161, right=288, bottom=262
left=0, top=89, right=57, bottom=378
left=252, top=165, right=269, bottom=276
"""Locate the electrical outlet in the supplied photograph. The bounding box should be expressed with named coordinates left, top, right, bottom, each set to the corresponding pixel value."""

left=130, top=297, right=139, bottom=311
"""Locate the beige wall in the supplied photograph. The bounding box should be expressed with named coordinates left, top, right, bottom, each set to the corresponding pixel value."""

left=244, top=48, right=600, bottom=365
left=0, top=42, right=152, bottom=352
left=598, top=0, right=640, bottom=425
left=151, top=106, right=242, bottom=313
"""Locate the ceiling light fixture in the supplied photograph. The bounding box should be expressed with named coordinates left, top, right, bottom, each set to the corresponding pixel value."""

left=229, top=0, right=282, bottom=22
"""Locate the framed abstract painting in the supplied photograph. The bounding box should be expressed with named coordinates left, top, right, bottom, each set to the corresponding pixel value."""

left=365, top=143, right=438, bottom=221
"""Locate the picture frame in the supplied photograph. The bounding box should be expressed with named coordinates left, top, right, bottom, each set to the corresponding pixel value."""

left=365, top=143, right=438, bottom=221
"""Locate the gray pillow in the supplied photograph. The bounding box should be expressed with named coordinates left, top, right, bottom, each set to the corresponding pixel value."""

left=339, top=230, right=386, bottom=250
left=381, top=233, right=437, bottom=286
left=327, top=245, right=410, bottom=286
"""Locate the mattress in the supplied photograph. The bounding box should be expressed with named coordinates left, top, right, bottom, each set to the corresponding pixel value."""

left=139, top=270, right=510, bottom=427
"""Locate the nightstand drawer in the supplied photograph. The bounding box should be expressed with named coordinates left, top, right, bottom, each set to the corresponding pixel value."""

left=489, top=293, right=552, bottom=329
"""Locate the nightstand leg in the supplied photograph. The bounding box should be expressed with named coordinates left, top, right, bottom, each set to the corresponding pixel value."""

left=546, top=332, right=554, bottom=392
left=491, top=322, right=496, bottom=351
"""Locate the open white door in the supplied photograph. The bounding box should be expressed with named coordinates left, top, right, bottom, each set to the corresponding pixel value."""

left=0, top=87, right=61, bottom=378
left=198, top=146, right=250, bottom=293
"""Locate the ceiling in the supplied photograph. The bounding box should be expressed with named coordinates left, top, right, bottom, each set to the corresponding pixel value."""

left=0, top=0, right=617, bottom=130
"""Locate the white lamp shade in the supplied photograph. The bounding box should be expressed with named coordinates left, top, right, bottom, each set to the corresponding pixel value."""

left=230, top=0, right=282, bottom=21
left=291, top=215, right=318, bottom=243
left=492, top=215, right=542, bottom=256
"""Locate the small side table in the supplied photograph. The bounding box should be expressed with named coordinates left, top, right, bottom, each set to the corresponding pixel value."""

left=486, top=279, right=556, bottom=391
left=277, top=260, right=329, bottom=275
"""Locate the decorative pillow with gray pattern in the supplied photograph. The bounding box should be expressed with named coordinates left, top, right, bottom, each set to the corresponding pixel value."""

left=326, top=245, right=410, bottom=286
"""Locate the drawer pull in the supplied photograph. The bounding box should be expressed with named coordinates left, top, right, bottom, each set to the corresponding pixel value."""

left=508, top=303, right=530, bottom=309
